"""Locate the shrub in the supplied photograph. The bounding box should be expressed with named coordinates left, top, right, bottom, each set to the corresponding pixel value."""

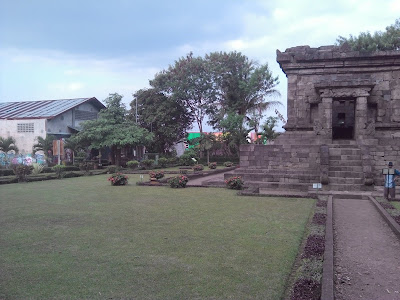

left=193, top=164, right=204, bottom=171
left=224, top=161, right=234, bottom=167
left=141, top=159, right=154, bottom=169
left=63, top=172, right=83, bottom=178
left=127, top=160, right=139, bottom=169
left=167, top=157, right=178, bottom=165
left=149, top=170, right=164, bottom=180
left=42, top=167, right=53, bottom=173
left=225, top=176, right=244, bottom=190
left=31, top=163, right=44, bottom=175
left=107, top=165, right=120, bottom=174
left=158, top=157, right=168, bottom=167
left=79, top=162, right=94, bottom=172
left=75, top=151, right=87, bottom=163
left=108, top=173, right=128, bottom=186
left=169, top=175, right=189, bottom=188
left=52, top=165, right=66, bottom=179
left=0, top=169, right=15, bottom=176
left=64, top=165, right=80, bottom=172
left=208, top=162, right=217, bottom=169
left=12, top=164, right=31, bottom=182
left=179, top=149, right=198, bottom=166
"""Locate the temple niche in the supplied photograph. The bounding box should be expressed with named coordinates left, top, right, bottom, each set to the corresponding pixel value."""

left=229, top=44, right=400, bottom=194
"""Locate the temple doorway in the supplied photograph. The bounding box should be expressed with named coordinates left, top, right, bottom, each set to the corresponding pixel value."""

left=332, top=99, right=355, bottom=139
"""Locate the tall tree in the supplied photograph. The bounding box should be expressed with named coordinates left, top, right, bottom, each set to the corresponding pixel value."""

left=206, top=51, right=281, bottom=136
left=0, top=137, right=19, bottom=153
left=337, top=18, right=400, bottom=52
left=72, top=93, right=154, bottom=165
left=130, top=88, right=192, bottom=153
left=150, top=52, right=214, bottom=133
left=259, top=116, right=281, bottom=144
left=218, top=113, right=251, bottom=156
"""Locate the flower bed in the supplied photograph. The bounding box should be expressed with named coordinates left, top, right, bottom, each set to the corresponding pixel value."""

left=225, top=176, right=244, bottom=190
left=376, top=197, right=400, bottom=226
left=193, top=164, right=204, bottom=172
left=108, top=173, right=128, bottom=186
left=168, top=175, right=188, bottom=188
left=288, top=197, right=327, bottom=300
left=149, top=170, right=164, bottom=180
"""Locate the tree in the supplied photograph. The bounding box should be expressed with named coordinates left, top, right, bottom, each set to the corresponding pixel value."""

left=150, top=52, right=214, bottom=133
left=188, top=133, right=216, bottom=164
left=206, top=51, right=281, bottom=136
left=32, top=135, right=55, bottom=154
left=130, top=88, right=192, bottom=154
left=0, top=137, right=19, bottom=153
left=64, top=136, right=86, bottom=165
left=259, top=116, right=281, bottom=144
left=218, top=113, right=251, bottom=156
left=72, top=93, right=153, bottom=166
left=33, top=135, right=56, bottom=165
left=337, top=18, right=400, bottom=52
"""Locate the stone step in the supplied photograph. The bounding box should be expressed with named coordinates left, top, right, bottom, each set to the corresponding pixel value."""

left=231, top=169, right=317, bottom=175
left=329, top=160, right=363, bottom=167
left=329, top=177, right=364, bottom=184
left=331, top=140, right=358, bottom=145
left=329, top=171, right=364, bottom=177
left=258, top=188, right=310, bottom=197
left=323, top=184, right=374, bottom=192
left=246, top=181, right=311, bottom=192
left=329, top=148, right=361, bottom=156
left=329, top=166, right=363, bottom=172
left=328, top=144, right=360, bottom=148
left=329, top=155, right=361, bottom=161
left=230, top=174, right=319, bottom=184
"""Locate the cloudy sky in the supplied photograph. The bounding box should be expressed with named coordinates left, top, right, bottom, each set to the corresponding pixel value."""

left=0, top=0, right=398, bottom=130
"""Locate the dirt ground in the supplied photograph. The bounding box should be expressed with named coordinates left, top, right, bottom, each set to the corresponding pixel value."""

left=334, top=198, right=400, bottom=300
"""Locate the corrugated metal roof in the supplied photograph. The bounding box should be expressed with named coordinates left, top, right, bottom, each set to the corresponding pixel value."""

left=0, top=97, right=104, bottom=119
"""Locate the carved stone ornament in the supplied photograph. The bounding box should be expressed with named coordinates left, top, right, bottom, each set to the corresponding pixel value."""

left=318, top=87, right=372, bottom=98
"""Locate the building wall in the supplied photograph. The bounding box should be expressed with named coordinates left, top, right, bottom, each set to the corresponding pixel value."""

left=0, top=119, right=47, bottom=155
left=0, top=101, right=102, bottom=155
left=47, top=101, right=100, bottom=135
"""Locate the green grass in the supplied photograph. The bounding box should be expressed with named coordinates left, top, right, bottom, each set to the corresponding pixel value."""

left=0, top=175, right=315, bottom=299
left=392, top=202, right=400, bottom=210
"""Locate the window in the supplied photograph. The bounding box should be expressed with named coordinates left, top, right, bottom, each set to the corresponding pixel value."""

left=17, top=123, right=34, bottom=133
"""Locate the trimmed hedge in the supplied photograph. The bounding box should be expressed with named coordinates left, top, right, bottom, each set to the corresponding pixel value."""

left=0, top=169, right=14, bottom=176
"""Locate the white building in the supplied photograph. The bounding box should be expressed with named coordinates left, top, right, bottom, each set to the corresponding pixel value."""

left=0, top=98, right=105, bottom=154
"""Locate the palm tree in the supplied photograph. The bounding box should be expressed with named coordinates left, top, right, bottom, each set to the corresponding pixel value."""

left=32, top=135, right=55, bottom=153
left=0, top=137, right=19, bottom=153
left=33, top=135, right=55, bottom=164
left=198, top=133, right=215, bottom=165
left=64, top=136, right=85, bottom=165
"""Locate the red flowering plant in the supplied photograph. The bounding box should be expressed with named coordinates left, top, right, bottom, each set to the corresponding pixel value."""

left=168, top=175, right=189, bottom=188
left=193, top=164, right=204, bottom=172
left=108, top=173, right=129, bottom=186
left=225, top=176, right=244, bottom=190
left=208, top=162, right=217, bottom=169
left=149, top=170, right=165, bottom=180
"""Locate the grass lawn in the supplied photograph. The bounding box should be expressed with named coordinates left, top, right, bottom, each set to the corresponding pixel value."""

left=392, top=201, right=400, bottom=210
left=0, top=174, right=315, bottom=299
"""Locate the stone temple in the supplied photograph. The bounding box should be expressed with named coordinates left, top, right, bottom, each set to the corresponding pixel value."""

left=230, top=44, right=400, bottom=194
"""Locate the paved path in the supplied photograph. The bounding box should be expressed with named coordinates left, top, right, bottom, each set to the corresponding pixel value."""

left=186, top=173, right=225, bottom=186
left=334, top=197, right=400, bottom=300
